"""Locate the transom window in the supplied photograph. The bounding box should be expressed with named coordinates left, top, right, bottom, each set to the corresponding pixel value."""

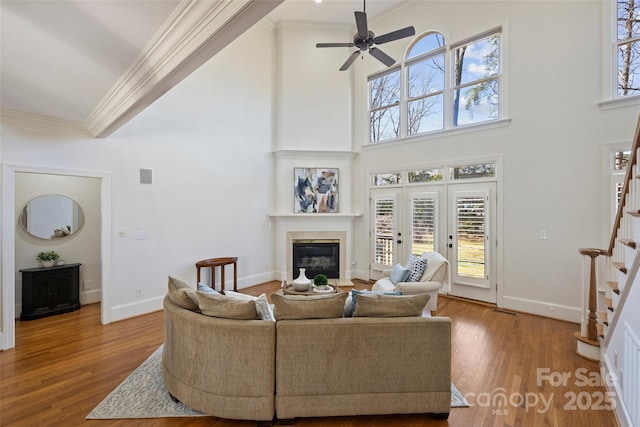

left=369, top=28, right=502, bottom=143
left=371, top=162, right=496, bottom=187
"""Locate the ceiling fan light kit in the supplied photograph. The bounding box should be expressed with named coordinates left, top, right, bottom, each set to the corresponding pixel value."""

left=315, top=1, right=415, bottom=71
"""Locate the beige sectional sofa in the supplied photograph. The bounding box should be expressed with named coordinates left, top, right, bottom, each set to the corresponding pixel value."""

left=161, top=277, right=452, bottom=425
left=275, top=316, right=452, bottom=421
left=162, top=295, right=276, bottom=423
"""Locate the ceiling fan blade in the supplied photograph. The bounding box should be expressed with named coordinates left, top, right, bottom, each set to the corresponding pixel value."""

left=355, top=11, right=368, bottom=39
left=340, top=50, right=361, bottom=71
left=316, top=42, right=355, bottom=48
left=374, top=26, right=416, bottom=45
left=369, top=47, right=396, bottom=67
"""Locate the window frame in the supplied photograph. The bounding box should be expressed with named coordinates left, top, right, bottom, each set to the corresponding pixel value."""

left=368, top=66, right=402, bottom=142
left=367, top=27, right=503, bottom=144
left=601, top=0, right=640, bottom=109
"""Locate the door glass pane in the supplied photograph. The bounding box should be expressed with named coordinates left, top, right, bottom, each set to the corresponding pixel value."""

left=456, top=195, right=486, bottom=279
left=411, top=197, right=436, bottom=255
left=374, top=199, right=395, bottom=266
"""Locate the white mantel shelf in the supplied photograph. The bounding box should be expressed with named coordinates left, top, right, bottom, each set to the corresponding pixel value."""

left=269, top=213, right=362, bottom=219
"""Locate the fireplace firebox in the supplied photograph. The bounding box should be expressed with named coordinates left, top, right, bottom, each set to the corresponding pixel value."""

left=292, top=240, right=339, bottom=279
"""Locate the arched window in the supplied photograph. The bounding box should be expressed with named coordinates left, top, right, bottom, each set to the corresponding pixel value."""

left=368, top=28, right=501, bottom=143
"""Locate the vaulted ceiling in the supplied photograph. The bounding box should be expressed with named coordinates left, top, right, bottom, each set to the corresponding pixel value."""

left=0, top=0, right=403, bottom=138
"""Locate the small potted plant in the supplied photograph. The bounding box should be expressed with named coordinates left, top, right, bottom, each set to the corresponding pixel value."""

left=313, top=274, right=331, bottom=293
left=36, top=251, right=59, bottom=268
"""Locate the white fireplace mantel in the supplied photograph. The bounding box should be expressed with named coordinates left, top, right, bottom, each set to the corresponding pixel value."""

left=268, top=213, right=361, bottom=219
left=270, top=148, right=362, bottom=281
left=270, top=213, right=362, bottom=282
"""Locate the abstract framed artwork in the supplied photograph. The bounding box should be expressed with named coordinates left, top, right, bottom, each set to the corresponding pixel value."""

left=294, top=168, right=338, bottom=213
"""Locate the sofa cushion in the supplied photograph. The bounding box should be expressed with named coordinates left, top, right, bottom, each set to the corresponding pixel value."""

left=406, top=255, right=428, bottom=282
left=272, top=291, right=348, bottom=320
left=225, top=290, right=275, bottom=321
left=196, top=290, right=260, bottom=320
left=353, top=293, right=431, bottom=317
left=167, top=276, right=199, bottom=311
left=344, top=289, right=403, bottom=317
left=389, top=263, right=411, bottom=284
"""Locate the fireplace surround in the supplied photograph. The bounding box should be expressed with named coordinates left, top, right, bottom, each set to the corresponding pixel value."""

left=282, top=230, right=350, bottom=282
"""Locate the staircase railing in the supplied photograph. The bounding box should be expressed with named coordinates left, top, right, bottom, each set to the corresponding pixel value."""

left=577, top=114, right=640, bottom=347
left=605, top=117, right=640, bottom=257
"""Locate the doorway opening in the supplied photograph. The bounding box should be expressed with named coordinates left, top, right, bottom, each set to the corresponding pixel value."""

left=1, top=164, right=111, bottom=350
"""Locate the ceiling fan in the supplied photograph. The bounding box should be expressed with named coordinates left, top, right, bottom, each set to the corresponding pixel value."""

left=315, top=0, right=415, bottom=71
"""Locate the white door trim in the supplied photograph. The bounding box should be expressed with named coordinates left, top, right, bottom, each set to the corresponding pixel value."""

left=1, top=164, right=112, bottom=350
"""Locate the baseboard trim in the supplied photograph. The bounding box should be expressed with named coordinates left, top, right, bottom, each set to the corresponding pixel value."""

left=502, top=296, right=581, bottom=323
left=110, top=296, right=164, bottom=323
left=80, top=289, right=101, bottom=305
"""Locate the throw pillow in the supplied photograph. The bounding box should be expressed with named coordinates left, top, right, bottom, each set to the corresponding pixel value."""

left=167, top=276, right=199, bottom=311
left=196, top=290, right=259, bottom=320
left=405, top=254, right=419, bottom=272
left=272, top=291, right=348, bottom=320
left=353, top=293, right=431, bottom=317
left=197, top=282, right=220, bottom=294
left=344, top=289, right=403, bottom=317
left=389, top=263, right=411, bottom=285
left=407, top=257, right=428, bottom=282
left=224, top=290, right=275, bottom=321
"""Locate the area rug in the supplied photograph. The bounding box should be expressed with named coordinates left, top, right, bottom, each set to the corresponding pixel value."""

left=87, top=345, right=469, bottom=419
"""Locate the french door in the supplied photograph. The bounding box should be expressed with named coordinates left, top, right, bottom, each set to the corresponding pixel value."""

left=370, top=186, right=444, bottom=280
left=447, top=183, right=496, bottom=303
left=370, top=182, right=496, bottom=303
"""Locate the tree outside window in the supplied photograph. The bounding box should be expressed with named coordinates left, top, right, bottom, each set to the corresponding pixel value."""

left=370, top=70, right=400, bottom=142
left=368, top=29, right=501, bottom=143
left=453, top=34, right=500, bottom=126
left=618, top=0, right=640, bottom=96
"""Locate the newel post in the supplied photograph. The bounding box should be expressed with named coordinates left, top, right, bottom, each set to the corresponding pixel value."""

left=578, top=248, right=601, bottom=342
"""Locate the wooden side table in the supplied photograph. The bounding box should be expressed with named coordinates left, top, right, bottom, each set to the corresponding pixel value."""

left=196, top=257, right=237, bottom=293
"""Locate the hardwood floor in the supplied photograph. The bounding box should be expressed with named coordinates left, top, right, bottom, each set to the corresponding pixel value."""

left=0, top=281, right=618, bottom=427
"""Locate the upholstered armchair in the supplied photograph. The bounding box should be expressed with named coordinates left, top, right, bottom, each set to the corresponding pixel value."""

left=372, top=252, right=450, bottom=316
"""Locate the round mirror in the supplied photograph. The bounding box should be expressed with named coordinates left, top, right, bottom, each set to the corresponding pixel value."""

left=19, top=195, right=85, bottom=240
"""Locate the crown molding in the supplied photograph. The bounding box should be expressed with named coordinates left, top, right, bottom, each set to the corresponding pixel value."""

left=86, top=0, right=282, bottom=138
left=0, top=109, right=91, bottom=137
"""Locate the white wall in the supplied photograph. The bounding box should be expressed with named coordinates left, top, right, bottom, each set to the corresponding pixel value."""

left=15, top=173, right=102, bottom=311
left=1, top=21, right=277, bottom=328
left=3, top=1, right=640, bottom=345
left=276, top=21, right=353, bottom=151
left=351, top=1, right=640, bottom=320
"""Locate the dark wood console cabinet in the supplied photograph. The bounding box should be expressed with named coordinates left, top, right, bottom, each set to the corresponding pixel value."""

left=20, top=263, right=81, bottom=320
